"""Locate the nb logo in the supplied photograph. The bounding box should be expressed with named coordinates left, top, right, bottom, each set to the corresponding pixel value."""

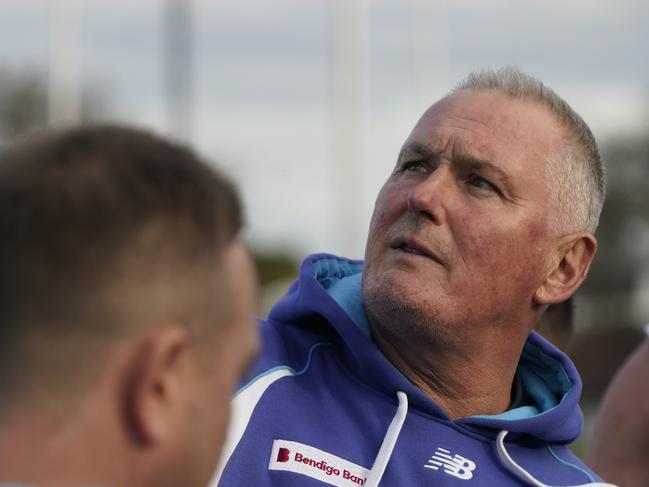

left=424, top=447, right=476, bottom=480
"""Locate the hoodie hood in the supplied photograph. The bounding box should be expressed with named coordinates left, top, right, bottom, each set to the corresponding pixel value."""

left=268, top=253, right=584, bottom=444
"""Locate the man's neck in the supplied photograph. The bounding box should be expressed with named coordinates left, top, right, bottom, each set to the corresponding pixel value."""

left=0, top=403, right=128, bottom=487
left=371, top=321, right=529, bottom=420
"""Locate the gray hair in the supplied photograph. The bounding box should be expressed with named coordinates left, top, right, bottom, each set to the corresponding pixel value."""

left=454, top=66, right=605, bottom=235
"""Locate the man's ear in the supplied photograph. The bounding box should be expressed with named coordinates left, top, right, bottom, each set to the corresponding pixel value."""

left=122, top=326, right=191, bottom=447
left=534, top=233, right=597, bottom=306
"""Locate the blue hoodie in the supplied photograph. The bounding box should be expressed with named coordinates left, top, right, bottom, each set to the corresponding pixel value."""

left=211, top=254, right=614, bottom=487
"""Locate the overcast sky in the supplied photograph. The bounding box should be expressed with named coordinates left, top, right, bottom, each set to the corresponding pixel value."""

left=1, top=0, right=648, bottom=258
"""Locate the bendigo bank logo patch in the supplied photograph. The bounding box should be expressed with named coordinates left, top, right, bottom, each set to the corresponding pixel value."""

left=277, top=447, right=291, bottom=463
left=268, top=439, right=370, bottom=486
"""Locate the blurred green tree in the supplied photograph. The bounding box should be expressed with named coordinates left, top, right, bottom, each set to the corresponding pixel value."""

left=0, top=68, right=47, bottom=147
left=570, top=128, right=649, bottom=404
left=579, top=133, right=649, bottom=331
left=0, top=66, right=105, bottom=149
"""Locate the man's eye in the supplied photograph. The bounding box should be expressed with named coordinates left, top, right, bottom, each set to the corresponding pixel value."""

left=468, top=175, right=497, bottom=192
left=400, top=161, right=428, bottom=173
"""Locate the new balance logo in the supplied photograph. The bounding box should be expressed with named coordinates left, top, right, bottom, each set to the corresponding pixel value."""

left=424, top=447, right=476, bottom=480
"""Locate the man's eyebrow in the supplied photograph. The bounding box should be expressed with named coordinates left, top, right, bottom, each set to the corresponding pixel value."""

left=453, top=150, right=513, bottom=187
left=398, top=142, right=514, bottom=188
left=397, top=142, right=439, bottom=162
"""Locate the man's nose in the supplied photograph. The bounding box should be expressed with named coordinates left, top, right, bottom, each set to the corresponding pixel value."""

left=407, top=168, right=450, bottom=225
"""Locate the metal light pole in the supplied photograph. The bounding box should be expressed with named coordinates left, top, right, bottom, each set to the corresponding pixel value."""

left=48, top=0, right=82, bottom=127
left=164, top=0, right=194, bottom=142
left=330, top=0, right=370, bottom=257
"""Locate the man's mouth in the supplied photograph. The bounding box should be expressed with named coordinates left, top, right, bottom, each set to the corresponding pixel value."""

left=398, top=243, right=426, bottom=256
left=389, top=237, right=445, bottom=266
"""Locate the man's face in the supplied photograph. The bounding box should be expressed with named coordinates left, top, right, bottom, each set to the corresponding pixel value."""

left=362, top=89, right=565, bottom=338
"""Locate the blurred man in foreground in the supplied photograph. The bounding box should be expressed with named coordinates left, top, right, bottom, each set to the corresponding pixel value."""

left=213, top=67, right=615, bottom=486
left=588, top=324, right=649, bottom=487
left=0, top=126, right=259, bottom=487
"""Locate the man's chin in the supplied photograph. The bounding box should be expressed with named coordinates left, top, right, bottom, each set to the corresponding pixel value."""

left=364, top=278, right=432, bottom=326
left=364, top=265, right=434, bottom=298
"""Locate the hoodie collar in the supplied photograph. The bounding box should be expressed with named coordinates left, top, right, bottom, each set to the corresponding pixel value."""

left=269, top=254, right=584, bottom=442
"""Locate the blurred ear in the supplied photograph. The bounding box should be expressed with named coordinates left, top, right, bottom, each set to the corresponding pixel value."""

left=534, top=233, right=597, bottom=306
left=122, top=326, right=191, bottom=447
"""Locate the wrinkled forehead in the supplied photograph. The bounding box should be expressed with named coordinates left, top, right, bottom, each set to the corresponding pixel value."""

left=404, top=90, right=566, bottom=167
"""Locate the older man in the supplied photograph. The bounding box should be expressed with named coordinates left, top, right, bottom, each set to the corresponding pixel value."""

left=212, top=68, right=613, bottom=486
left=0, top=126, right=259, bottom=487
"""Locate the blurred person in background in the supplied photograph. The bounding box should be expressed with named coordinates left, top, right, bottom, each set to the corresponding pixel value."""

left=535, top=297, right=574, bottom=351
left=587, top=324, right=649, bottom=487
left=0, top=126, right=259, bottom=487
left=212, top=67, right=615, bottom=486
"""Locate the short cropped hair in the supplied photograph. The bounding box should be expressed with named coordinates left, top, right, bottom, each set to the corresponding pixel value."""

left=454, top=67, right=605, bottom=235
left=0, top=125, right=242, bottom=402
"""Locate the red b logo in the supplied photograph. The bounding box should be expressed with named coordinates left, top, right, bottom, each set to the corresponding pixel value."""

left=277, top=448, right=290, bottom=462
